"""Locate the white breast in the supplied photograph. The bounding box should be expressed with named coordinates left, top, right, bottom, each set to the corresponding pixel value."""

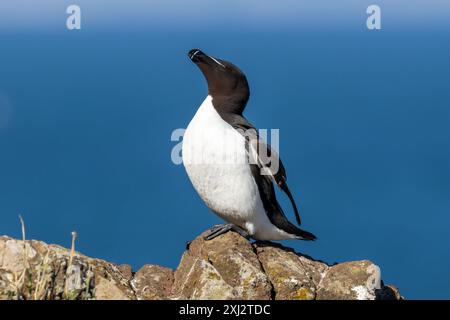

left=182, top=96, right=296, bottom=240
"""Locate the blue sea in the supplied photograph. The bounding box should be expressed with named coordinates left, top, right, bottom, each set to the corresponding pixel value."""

left=0, top=1, right=450, bottom=299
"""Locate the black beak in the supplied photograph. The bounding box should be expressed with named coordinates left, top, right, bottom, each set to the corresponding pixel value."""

left=188, top=49, right=226, bottom=70
left=188, top=49, right=206, bottom=63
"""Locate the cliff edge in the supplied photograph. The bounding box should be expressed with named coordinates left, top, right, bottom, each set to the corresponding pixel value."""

left=0, top=231, right=402, bottom=300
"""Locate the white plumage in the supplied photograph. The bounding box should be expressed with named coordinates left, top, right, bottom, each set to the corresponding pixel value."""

left=182, top=96, right=296, bottom=240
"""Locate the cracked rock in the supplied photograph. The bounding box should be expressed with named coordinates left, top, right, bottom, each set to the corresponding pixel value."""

left=0, top=232, right=403, bottom=300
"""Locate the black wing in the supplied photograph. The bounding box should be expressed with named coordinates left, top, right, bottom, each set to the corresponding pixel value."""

left=223, top=113, right=303, bottom=227
left=249, top=164, right=316, bottom=240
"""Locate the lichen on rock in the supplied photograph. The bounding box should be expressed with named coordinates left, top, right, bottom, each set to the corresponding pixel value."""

left=0, top=232, right=403, bottom=300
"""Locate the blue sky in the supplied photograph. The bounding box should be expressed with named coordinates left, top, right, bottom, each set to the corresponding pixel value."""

left=0, top=1, right=450, bottom=299
left=1, top=0, right=450, bottom=30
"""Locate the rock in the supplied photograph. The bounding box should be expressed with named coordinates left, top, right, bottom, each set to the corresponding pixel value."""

left=117, top=264, right=133, bottom=281
left=255, top=242, right=328, bottom=300
left=316, top=260, right=381, bottom=300
left=375, top=283, right=404, bottom=300
left=131, top=265, right=174, bottom=300
left=0, top=232, right=403, bottom=300
left=0, top=236, right=135, bottom=300
left=95, top=277, right=130, bottom=300
left=171, top=231, right=272, bottom=299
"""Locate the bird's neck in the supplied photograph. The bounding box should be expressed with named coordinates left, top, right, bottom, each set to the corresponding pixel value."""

left=210, top=93, right=248, bottom=116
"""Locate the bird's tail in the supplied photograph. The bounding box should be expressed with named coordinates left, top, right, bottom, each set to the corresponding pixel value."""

left=294, top=227, right=317, bottom=241
left=271, top=202, right=317, bottom=241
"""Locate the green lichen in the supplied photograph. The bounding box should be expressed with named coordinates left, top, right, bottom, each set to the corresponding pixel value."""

left=294, top=288, right=314, bottom=300
left=207, top=272, right=221, bottom=281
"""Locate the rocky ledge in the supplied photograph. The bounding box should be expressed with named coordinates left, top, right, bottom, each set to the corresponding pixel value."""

left=0, top=231, right=402, bottom=300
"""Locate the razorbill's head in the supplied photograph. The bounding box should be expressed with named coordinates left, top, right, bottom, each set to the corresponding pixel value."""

left=188, top=49, right=250, bottom=113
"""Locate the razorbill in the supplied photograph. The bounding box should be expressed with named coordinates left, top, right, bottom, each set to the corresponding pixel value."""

left=182, top=49, right=316, bottom=241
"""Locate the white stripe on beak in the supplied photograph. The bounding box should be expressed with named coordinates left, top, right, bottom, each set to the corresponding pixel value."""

left=210, top=56, right=226, bottom=68
left=190, top=50, right=201, bottom=59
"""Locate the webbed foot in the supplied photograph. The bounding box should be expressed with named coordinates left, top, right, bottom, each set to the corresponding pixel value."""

left=203, top=223, right=250, bottom=241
